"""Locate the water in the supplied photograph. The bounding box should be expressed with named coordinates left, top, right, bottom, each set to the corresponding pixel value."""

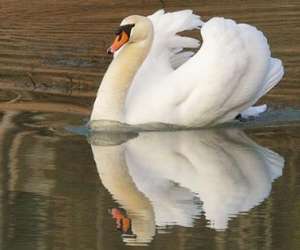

left=1, top=0, right=300, bottom=249
left=1, top=110, right=300, bottom=250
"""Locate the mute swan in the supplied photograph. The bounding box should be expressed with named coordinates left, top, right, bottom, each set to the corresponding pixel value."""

left=91, top=10, right=284, bottom=127
left=90, top=129, right=284, bottom=245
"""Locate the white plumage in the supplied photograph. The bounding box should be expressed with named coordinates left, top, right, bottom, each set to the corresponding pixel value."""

left=124, top=10, right=283, bottom=126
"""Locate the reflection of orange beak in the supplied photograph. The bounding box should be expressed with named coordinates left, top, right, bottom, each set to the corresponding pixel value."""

left=110, top=208, right=132, bottom=234
left=107, top=31, right=129, bottom=54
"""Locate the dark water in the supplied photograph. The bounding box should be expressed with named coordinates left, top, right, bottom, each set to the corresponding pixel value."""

left=1, top=111, right=300, bottom=250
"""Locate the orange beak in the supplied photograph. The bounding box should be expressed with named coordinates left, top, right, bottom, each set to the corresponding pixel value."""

left=107, top=31, right=129, bottom=54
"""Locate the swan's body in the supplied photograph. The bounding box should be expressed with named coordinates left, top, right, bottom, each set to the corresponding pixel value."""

left=90, top=129, right=284, bottom=244
left=91, top=10, right=284, bottom=127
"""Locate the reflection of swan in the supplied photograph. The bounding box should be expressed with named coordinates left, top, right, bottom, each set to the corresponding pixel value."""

left=90, top=129, right=284, bottom=245
left=91, top=10, right=283, bottom=127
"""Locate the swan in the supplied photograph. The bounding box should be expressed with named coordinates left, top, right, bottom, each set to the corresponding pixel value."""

left=90, top=128, right=284, bottom=245
left=90, top=9, right=284, bottom=127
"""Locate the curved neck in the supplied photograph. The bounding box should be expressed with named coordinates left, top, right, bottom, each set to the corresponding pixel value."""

left=91, top=35, right=152, bottom=121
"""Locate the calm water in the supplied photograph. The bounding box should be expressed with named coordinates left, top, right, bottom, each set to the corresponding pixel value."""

left=1, top=111, right=299, bottom=250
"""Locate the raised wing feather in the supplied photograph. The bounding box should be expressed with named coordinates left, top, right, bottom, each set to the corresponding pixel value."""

left=125, top=10, right=203, bottom=114
left=148, top=9, right=203, bottom=69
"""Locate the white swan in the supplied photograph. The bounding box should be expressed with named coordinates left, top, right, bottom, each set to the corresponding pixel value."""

left=91, top=10, right=284, bottom=127
left=90, top=129, right=284, bottom=245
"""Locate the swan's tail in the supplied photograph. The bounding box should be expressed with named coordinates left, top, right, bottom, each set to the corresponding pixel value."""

left=240, top=104, right=267, bottom=118
left=260, top=58, right=284, bottom=97
left=148, top=10, right=203, bottom=68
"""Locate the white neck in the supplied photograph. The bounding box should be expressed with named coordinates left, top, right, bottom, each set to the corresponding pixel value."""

left=91, top=35, right=152, bottom=121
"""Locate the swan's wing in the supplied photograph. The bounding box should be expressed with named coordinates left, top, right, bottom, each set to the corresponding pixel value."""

left=148, top=10, right=203, bottom=69
left=126, top=16, right=284, bottom=126
left=161, top=18, right=282, bottom=125
left=132, top=9, right=203, bottom=84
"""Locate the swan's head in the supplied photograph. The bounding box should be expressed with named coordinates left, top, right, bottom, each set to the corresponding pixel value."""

left=107, top=15, right=153, bottom=54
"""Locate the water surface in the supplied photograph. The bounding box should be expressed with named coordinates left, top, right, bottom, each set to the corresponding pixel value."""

left=1, top=110, right=300, bottom=250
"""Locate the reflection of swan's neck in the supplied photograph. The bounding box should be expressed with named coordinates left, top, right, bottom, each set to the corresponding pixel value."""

left=91, top=145, right=155, bottom=245
left=91, top=35, right=153, bottom=122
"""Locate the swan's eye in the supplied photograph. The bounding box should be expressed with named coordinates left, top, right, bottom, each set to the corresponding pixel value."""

left=115, top=24, right=135, bottom=38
